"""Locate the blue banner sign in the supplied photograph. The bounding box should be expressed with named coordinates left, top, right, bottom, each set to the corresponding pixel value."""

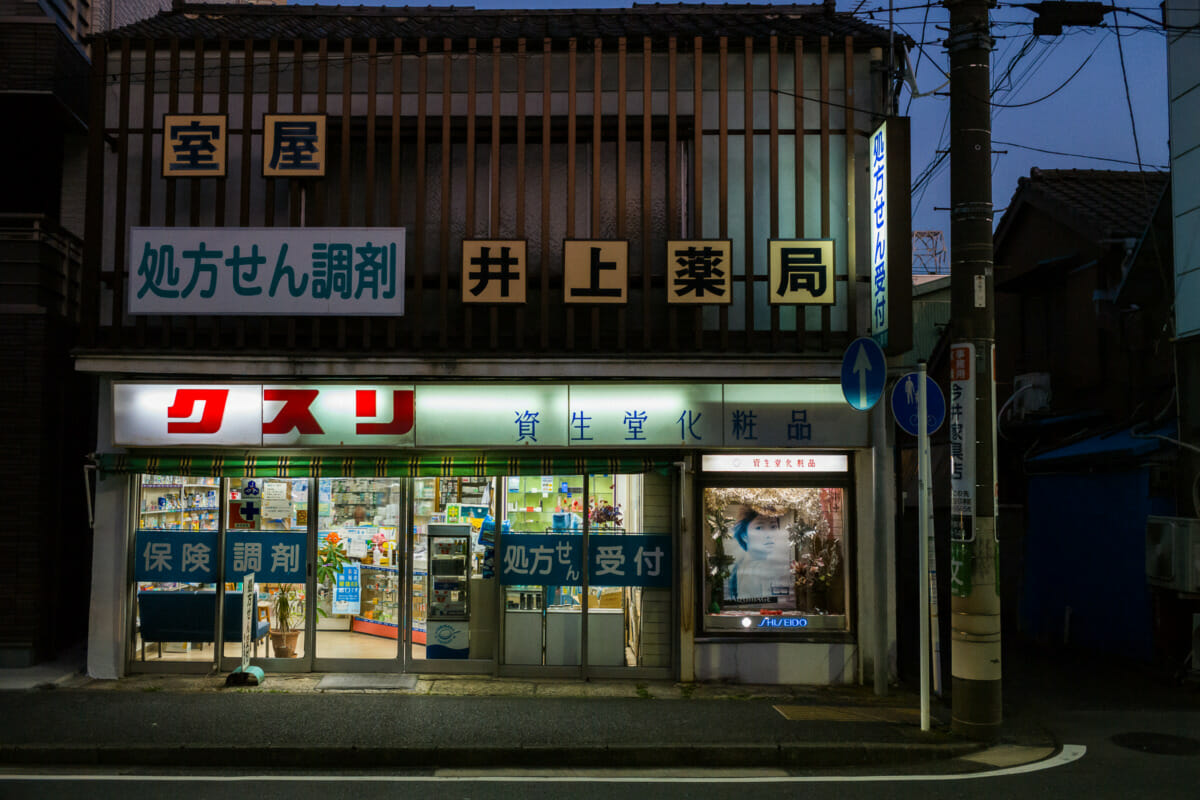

left=498, top=533, right=671, bottom=588
left=332, top=563, right=361, bottom=615
left=134, top=531, right=219, bottom=582
left=224, top=531, right=307, bottom=583
left=587, top=535, right=672, bottom=588
left=499, top=533, right=582, bottom=586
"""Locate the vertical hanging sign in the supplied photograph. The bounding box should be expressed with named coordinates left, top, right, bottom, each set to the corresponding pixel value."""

left=869, top=117, right=913, bottom=355
left=949, top=343, right=976, bottom=597
left=870, top=120, right=889, bottom=348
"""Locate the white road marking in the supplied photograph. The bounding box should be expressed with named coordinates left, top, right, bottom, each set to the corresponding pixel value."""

left=0, top=744, right=1085, bottom=783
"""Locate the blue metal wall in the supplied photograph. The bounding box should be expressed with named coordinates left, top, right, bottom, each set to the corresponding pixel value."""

left=1022, top=469, right=1174, bottom=660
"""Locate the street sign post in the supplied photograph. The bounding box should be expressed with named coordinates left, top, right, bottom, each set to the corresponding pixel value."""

left=224, top=572, right=265, bottom=687
left=841, top=337, right=887, bottom=411
left=891, top=372, right=946, bottom=436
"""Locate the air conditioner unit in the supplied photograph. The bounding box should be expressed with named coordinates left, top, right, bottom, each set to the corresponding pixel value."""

left=1145, top=516, right=1200, bottom=593
left=1012, top=373, right=1051, bottom=418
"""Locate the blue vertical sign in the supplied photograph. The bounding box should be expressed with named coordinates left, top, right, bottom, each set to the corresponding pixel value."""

left=841, top=337, right=887, bottom=411
left=332, top=563, right=361, bottom=615
left=870, top=120, right=889, bottom=348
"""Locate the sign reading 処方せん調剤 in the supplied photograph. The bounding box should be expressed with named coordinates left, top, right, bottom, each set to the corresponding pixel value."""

left=128, top=228, right=405, bottom=316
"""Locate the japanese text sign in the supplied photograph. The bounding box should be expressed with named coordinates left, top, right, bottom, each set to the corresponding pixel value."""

left=870, top=121, right=889, bottom=345
left=162, top=114, right=227, bottom=178
left=667, top=240, right=733, bottom=304
left=587, top=535, right=672, bottom=588
left=563, top=241, right=628, bottom=304
left=499, top=534, right=581, bottom=585
left=332, top=562, right=361, bottom=615
left=128, top=227, right=404, bottom=316
left=224, top=531, right=307, bottom=583
left=566, top=383, right=722, bottom=445
left=462, top=240, right=527, bottom=303
left=113, top=381, right=868, bottom=448
left=949, top=343, right=976, bottom=545
left=134, top=531, right=218, bottom=582
left=768, top=240, right=835, bottom=305
left=498, top=533, right=672, bottom=588
left=262, top=114, right=326, bottom=177
left=721, top=383, right=865, bottom=447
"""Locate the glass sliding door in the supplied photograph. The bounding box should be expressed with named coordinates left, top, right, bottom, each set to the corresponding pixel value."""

left=314, top=477, right=403, bottom=663
left=410, top=477, right=498, bottom=668
left=223, top=476, right=311, bottom=666
left=131, top=474, right=222, bottom=668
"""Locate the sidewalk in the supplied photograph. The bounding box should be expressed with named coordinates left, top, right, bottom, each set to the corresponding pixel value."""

left=0, top=653, right=1015, bottom=770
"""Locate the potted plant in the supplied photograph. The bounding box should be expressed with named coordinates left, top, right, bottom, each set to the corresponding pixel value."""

left=315, top=532, right=351, bottom=625
left=268, top=583, right=303, bottom=657
left=705, top=511, right=736, bottom=613
left=788, top=522, right=842, bottom=612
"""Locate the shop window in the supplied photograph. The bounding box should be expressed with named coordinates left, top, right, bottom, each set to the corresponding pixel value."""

left=702, top=487, right=848, bottom=633
left=132, top=474, right=222, bottom=663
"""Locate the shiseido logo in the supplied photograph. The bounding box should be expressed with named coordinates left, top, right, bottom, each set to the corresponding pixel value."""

left=756, top=617, right=809, bottom=628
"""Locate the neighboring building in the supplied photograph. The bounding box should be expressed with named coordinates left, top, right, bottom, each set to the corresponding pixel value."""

left=0, top=0, right=94, bottom=666
left=991, top=168, right=1178, bottom=661
left=79, top=3, right=914, bottom=686
left=1163, top=0, right=1200, bottom=675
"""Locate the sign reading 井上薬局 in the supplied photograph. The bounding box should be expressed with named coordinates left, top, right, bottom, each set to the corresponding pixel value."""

left=128, top=227, right=404, bottom=316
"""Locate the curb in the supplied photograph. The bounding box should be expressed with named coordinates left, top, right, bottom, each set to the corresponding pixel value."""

left=0, top=741, right=985, bottom=769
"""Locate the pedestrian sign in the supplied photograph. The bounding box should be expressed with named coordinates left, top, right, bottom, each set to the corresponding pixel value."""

left=841, top=337, right=887, bottom=411
left=891, top=372, right=946, bottom=436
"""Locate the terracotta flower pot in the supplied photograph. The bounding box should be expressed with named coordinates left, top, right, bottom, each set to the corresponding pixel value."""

left=269, top=630, right=300, bottom=658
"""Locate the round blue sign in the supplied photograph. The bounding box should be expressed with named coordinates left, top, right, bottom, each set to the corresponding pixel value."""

left=890, top=373, right=946, bottom=436
left=841, top=337, right=887, bottom=411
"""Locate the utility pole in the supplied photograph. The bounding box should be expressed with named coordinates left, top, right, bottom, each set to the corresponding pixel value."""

left=943, top=0, right=1001, bottom=740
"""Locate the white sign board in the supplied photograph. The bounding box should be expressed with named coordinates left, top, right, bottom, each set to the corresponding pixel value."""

left=128, top=227, right=405, bottom=316
left=949, top=343, right=976, bottom=543
left=111, top=381, right=869, bottom=449
left=241, top=573, right=255, bottom=672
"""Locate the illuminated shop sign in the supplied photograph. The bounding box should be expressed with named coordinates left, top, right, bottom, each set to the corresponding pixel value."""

left=700, top=454, right=849, bottom=473
left=867, top=117, right=913, bottom=356
left=112, top=383, right=867, bottom=448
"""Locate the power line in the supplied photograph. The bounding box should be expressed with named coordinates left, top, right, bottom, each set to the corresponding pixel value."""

left=992, top=138, right=1168, bottom=168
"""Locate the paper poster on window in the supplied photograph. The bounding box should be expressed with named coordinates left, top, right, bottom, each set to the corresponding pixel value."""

left=261, top=482, right=292, bottom=521
left=332, top=563, right=361, bottom=615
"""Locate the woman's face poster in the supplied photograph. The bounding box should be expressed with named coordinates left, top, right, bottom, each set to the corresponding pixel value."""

left=725, top=505, right=795, bottom=609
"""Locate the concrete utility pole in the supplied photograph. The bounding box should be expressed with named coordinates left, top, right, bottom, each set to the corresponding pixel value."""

left=943, top=0, right=1002, bottom=740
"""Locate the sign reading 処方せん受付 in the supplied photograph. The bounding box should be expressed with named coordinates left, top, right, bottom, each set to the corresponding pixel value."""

left=128, top=228, right=404, bottom=316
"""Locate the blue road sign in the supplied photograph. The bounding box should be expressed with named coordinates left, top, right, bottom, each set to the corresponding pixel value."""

left=841, top=337, right=887, bottom=411
left=891, top=372, right=946, bottom=436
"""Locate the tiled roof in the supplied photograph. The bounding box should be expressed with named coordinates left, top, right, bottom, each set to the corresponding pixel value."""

left=997, top=168, right=1170, bottom=241
left=99, top=2, right=902, bottom=47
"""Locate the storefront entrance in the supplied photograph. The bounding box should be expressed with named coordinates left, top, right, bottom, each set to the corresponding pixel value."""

left=128, top=467, right=674, bottom=678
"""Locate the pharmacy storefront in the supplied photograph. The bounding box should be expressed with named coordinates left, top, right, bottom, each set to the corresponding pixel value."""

left=88, top=379, right=875, bottom=684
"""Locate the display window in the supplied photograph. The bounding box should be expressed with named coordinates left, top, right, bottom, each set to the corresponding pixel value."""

left=132, top=475, right=223, bottom=663
left=701, top=486, right=848, bottom=633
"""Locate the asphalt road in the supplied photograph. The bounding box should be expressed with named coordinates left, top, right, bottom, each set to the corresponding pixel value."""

left=0, top=709, right=1195, bottom=800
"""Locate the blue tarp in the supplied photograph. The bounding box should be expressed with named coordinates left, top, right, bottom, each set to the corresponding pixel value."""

left=1028, top=421, right=1177, bottom=466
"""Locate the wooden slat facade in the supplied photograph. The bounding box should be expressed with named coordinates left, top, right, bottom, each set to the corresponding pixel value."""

left=86, top=32, right=886, bottom=358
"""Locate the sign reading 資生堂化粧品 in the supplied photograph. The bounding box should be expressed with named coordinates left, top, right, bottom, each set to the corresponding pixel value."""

left=111, top=382, right=869, bottom=448
left=128, top=227, right=404, bottom=316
